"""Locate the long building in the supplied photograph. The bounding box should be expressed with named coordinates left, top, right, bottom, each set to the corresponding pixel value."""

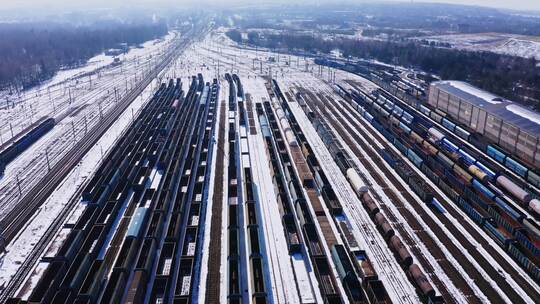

left=428, top=80, right=540, bottom=168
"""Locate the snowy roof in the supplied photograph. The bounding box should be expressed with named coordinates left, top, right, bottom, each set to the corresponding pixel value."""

left=432, top=80, right=540, bottom=135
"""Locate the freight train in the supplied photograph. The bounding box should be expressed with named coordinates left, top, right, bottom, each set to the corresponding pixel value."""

left=348, top=87, right=538, bottom=217
left=0, top=117, right=55, bottom=176
left=234, top=76, right=269, bottom=303
left=261, top=99, right=343, bottom=303
left=358, top=181, right=438, bottom=301
left=304, top=95, right=442, bottom=303
left=346, top=85, right=540, bottom=281
left=276, top=81, right=393, bottom=304
left=346, top=73, right=540, bottom=193
left=10, top=78, right=203, bottom=303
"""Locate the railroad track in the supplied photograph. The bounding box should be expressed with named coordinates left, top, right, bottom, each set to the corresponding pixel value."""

left=292, top=90, right=418, bottom=304
left=204, top=101, right=226, bottom=303
left=313, top=87, right=539, bottom=303
left=0, top=47, right=155, bottom=146
left=331, top=89, right=540, bottom=299
left=0, top=27, right=203, bottom=301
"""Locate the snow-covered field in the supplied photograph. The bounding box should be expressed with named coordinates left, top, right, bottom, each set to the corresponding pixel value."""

left=417, top=32, right=540, bottom=59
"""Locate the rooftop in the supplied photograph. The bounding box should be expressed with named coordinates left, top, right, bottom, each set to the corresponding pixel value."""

left=432, top=80, right=540, bottom=135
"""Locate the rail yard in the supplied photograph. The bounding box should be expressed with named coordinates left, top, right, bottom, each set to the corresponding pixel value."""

left=0, top=26, right=539, bottom=304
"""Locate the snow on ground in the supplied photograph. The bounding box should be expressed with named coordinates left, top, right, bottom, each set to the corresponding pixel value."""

left=183, top=30, right=418, bottom=302
left=0, top=31, right=178, bottom=223
left=0, top=76, right=160, bottom=291
left=244, top=82, right=303, bottom=304
left=416, top=32, right=540, bottom=59
left=190, top=28, right=540, bottom=302
left=0, top=31, right=177, bottom=143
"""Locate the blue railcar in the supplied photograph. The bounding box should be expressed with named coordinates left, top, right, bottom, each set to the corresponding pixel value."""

left=382, top=149, right=396, bottom=167
left=375, top=96, right=386, bottom=106
left=402, top=112, right=414, bottom=125
left=364, top=112, right=374, bottom=123
left=458, top=149, right=476, bottom=166
left=505, top=157, right=528, bottom=178
left=455, top=126, right=471, bottom=140
left=259, top=115, right=271, bottom=138
left=472, top=179, right=497, bottom=200
left=372, top=120, right=383, bottom=132
left=355, top=105, right=366, bottom=116
left=407, top=149, right=423, bottom=168
left=392, top=105, right=404, bottom=117
left=494, top=197, right=524, bottom=222
left=445, top=169, right=465, bottom=190
left=381, top=128, right=395, bottom=142
left=331, top=244, right=356, bottom=280
left=514, top=231, right=540, bottom=257
left=484, top=222, right=511, bottom=247
left=458, top=197, right=485, bottom=225
left=441, top=138, right=459, bottom=153
left=431, top=198, right=446, bottom=213
left=475, top=161, right=497, bottom=181
left=507, top=244, right=540, bottom=281
left=127, top=207, right=149, bottom=238
left=394, top=138, right=408, bottom=155
left=420, top=104, right=431, bottom=116
left=372, top=103, right=382, bottom=115
left=441, top=118, right=456, bottom=131
left=261, top=124, right=272, bottom=138
left=411, top=144, right=428, bottom=160
left=398, top=122, right=411, bottom=135
left=383, top=100, right=395, bottom=111
left=487, top=145, right=506, bottom=163
left=0, top=117, right=55, bottom=166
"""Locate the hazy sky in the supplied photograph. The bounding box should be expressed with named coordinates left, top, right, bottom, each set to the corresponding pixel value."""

left=1, top=0, right=539, bottom=12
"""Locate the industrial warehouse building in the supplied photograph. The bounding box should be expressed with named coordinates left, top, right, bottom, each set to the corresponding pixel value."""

left=428, top=81, right=540, bottom=168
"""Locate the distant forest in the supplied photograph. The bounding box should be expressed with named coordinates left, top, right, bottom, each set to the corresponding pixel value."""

left=0, top=21, right=168, bottom=93
left=227, top=30, right=540, bottom=109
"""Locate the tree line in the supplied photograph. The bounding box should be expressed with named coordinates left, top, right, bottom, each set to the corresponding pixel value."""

left=0, top=21, right=168, bottom=93
left=228, top=30, right=540, bottom=109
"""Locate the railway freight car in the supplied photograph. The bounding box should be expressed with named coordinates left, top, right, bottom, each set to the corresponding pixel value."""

left=0, top=117, right=55, bottom=175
